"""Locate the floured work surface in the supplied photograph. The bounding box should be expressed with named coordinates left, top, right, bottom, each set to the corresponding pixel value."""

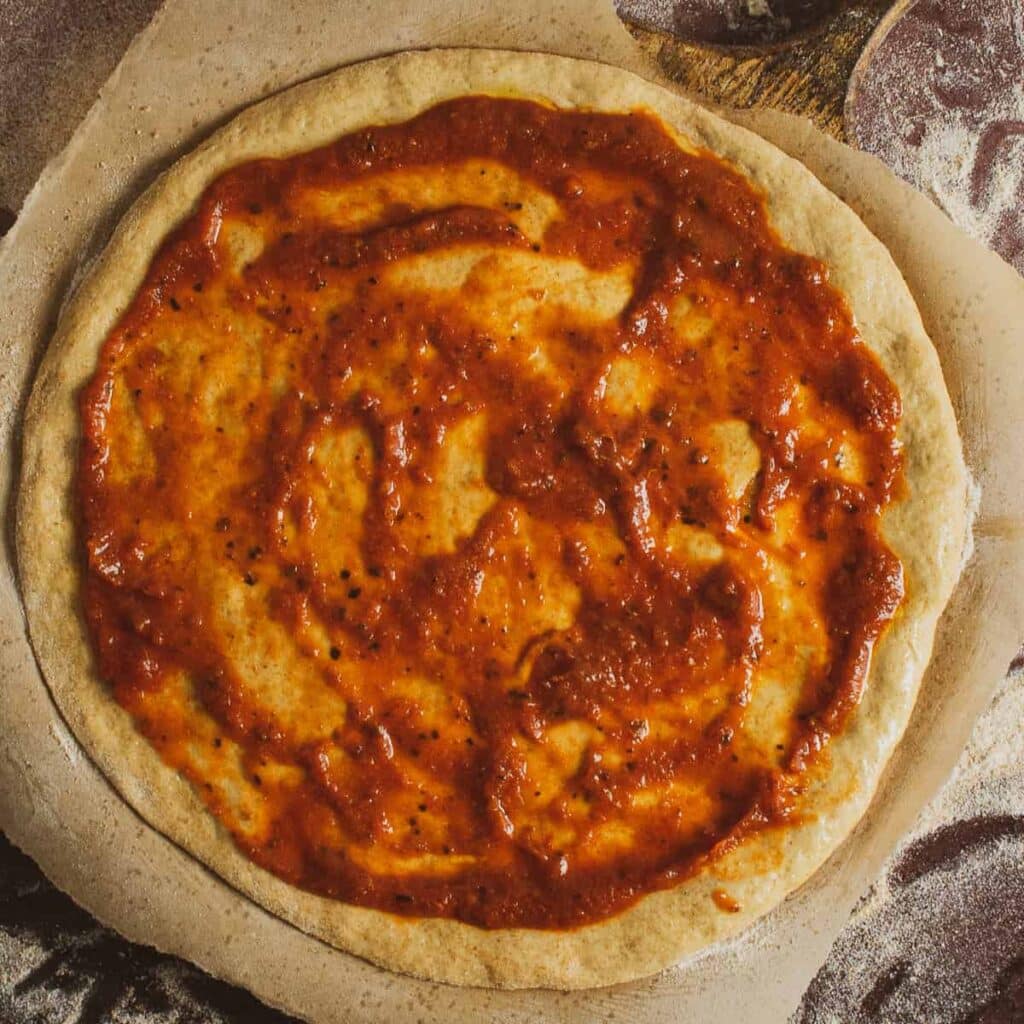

left=846, top=0, right=1024, bottom=277
left=797, top=663, right=1024, bottom=1021
left=2, top=1, right=1024, bottom=1020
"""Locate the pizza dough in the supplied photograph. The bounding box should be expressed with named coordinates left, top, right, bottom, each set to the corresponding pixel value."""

left=17, top=48, right=968, bottom=989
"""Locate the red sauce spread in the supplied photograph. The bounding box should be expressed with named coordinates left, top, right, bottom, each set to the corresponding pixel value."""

left=78, top=97, right=904, bottom=929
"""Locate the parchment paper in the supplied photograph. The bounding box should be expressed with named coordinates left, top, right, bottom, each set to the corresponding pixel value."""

left=2, top=2, right=1023, bottom=1021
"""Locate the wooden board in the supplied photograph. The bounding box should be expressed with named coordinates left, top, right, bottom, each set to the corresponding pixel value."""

left=621, top=1, right=892, bottom=139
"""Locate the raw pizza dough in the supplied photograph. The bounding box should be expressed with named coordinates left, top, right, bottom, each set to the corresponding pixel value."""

left=16, top=48, right=968, bottom=989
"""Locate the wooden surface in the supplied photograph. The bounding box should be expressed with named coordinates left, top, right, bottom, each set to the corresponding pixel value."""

left=624, top=0, right=892, bottom=139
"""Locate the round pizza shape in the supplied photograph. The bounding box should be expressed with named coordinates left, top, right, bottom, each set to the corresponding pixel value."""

left=17, top=49, right=969, bottom=989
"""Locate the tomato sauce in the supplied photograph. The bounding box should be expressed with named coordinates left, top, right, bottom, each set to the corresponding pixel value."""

left=78, top=97, right=904, bottom=929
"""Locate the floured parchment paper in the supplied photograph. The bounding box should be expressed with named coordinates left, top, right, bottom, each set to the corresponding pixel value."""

left=1, top=1, right=1022, bottom=1021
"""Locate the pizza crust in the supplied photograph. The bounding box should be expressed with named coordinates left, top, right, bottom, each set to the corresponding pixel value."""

left=16, top=48, right=968, bottom=989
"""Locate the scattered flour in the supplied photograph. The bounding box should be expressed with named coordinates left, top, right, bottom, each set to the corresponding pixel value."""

left=797, top=667, right=1024, bottom=1023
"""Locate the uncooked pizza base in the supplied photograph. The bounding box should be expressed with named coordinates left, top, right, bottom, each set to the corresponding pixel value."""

left=16, top=48, right=968, bottom=989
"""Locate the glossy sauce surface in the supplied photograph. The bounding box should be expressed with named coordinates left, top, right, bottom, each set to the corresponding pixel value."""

left=79, top=97, right=904, bottom=929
